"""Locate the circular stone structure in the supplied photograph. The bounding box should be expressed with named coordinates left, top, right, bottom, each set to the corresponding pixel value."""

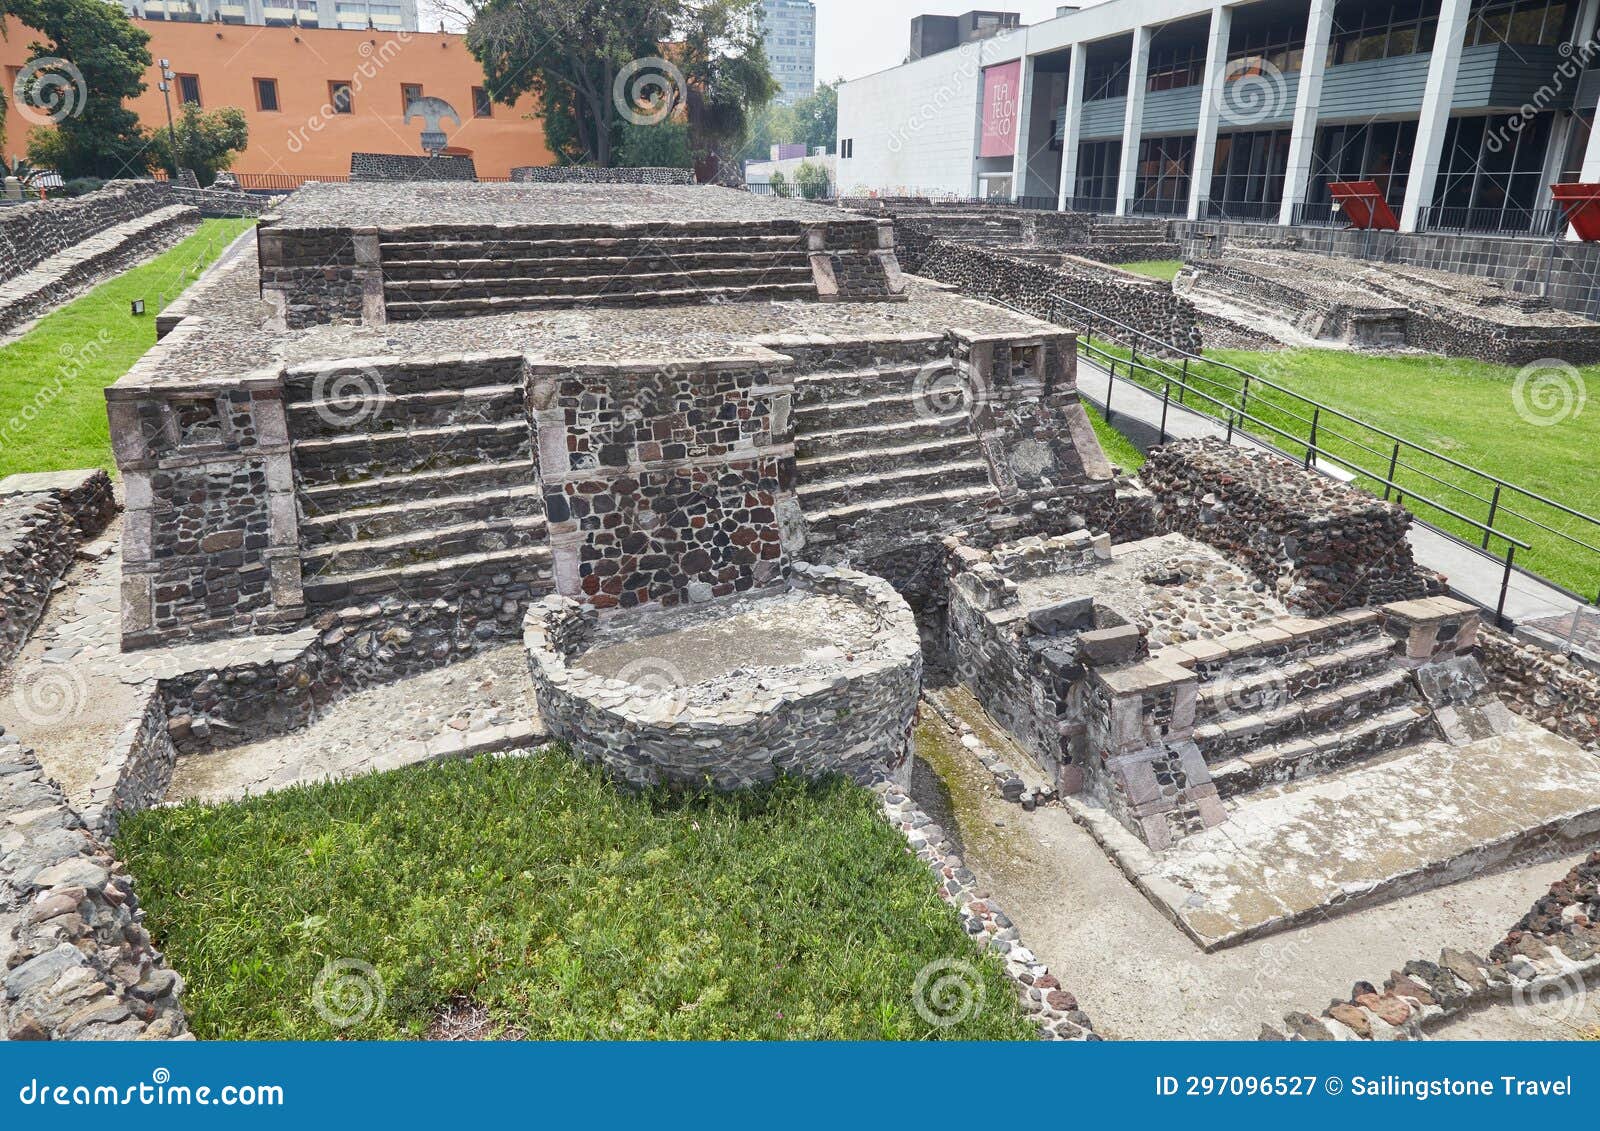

left=524, top=563, right=921, bottom=790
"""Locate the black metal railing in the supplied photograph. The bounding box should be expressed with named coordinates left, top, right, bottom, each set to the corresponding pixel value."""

left=745, top=180, right=837, bottom=199
left=1125, top=195, right=1189, bottom=218
left=1204, top=198, right=1282, bottom=222
left=1416, top=204, right=1564, bottom=238
left=1288, top=200, right=1343, bottom=227
left=1065, top=195, right=1118, bottom=214
left=1014, top=195, right=1062, bottom=211
left=974, top=286, right=1600, bottom=622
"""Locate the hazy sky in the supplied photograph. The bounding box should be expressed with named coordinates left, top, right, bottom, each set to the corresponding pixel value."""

left=416, top=2, right=1085, bottom=85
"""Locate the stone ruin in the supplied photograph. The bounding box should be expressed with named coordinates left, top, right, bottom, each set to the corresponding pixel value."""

left=1177, top=245, right=1600, bottom=364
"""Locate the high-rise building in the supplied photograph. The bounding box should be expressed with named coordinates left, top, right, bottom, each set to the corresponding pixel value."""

left=760, top=0, right=816, bottom=105
left=116, top=0, right=420, bottom=33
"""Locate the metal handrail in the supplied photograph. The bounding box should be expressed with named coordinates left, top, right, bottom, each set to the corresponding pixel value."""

left=972, top=284, right=1599, bottom=607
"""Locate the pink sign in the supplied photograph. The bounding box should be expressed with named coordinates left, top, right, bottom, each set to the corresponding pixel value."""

left=980, top=61, right=1022, bottom=158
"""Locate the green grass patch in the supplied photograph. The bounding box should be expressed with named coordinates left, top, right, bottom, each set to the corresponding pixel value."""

left=1083, top=338, right=1600, bottom=598
left=0, top=219, right=252, bottom=480
left=1086, top=402, right=1145, bottom=472
left=118, top=751, right=1034, bottom=1041
left=1117, top=259, right=1183, bottom=282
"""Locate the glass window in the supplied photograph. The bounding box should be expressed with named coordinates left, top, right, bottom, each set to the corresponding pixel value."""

left=472, top=86, right=492, bottom=118
left=402, top=83, right=423, bottom=113
left=177, top=74, right=201, bottom=106
left=254, top=77, right=279, bottom=112
left=329, top=81, right=354, bottom=114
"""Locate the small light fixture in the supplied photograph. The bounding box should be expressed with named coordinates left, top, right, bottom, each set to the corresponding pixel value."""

left=131, top=299, right=146, bottom=316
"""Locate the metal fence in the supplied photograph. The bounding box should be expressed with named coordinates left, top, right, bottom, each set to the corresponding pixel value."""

left=1416, top=204, right=1564, bottom=238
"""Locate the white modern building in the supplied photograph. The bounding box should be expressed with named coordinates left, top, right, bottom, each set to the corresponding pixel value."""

left=838, top=0, right=1600, bottom=237
left=762, top=0, right=818, bottom=104
left=119, top=0, right=419, bottom=32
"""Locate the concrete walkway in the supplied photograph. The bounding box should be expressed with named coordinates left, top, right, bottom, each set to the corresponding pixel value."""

left=1077, top=357, right=1588, bottom=627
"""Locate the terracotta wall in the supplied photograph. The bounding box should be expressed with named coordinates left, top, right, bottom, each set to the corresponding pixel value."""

left=1, top=18, right=552, bottom=179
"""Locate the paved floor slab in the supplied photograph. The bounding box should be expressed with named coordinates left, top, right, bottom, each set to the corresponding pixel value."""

left=1070, top=723, right=1600, bottom=950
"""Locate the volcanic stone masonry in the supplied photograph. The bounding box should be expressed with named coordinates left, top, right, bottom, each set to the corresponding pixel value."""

left=0, top=471, right=116, bottom=669
left=511, top=166, right=696, bottom=185
left=349, top=152, right=479, bottom=182
left=1141, top=440, right=1437, bottom=615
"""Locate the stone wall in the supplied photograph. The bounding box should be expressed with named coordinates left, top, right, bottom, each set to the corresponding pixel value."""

left=1477, top=627, right=1600, bottom=750
left=511, top=166, right=696, bottom=185
left=0, top=741, right=188, bottom=1041
left=1142, top=440, right=1433, bottom=615
left=79, top=687, right=177, bottom=836
left=0, top=181, right=174, bottom=284
left=532, top=358, right=793, bottom=611
left=895, top=221, right=1202, bottom=354
left=256, top=222, right=367, bottom=329
left=349, top=152, right=478, bottom=182
left=525, top=564, right=921, bottom=790
left=0, top=471, right=116, bottom=669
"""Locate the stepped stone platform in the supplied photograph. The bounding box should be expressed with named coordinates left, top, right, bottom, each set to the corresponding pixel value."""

left=1178, top=247, right=1600, bottom=363
left=1071, top=724, right=1600, bottom=951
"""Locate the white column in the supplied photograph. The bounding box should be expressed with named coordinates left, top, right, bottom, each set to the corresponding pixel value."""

left=1189, top=5, right=1234, bottom=221
left=1399, top=0, right=1473, bottom=232
left=1563, top=0, right=1600, bottom=237
left=1114, top=26, right=1153, bottom=216
left=1011, top=52, right=1037, bottom=201
left=1058, top=41, right=1088, bottom=209
left=1279, top=0, right=1337, bottom=225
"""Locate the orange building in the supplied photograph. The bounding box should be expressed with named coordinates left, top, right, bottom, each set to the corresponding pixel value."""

left=1, top=18, right=553, bottom=180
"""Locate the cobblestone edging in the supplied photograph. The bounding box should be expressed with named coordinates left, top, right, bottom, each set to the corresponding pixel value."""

left=869, top=772, right=1097, bottom=1040
left=0, top=741, right=189, bottom=1041
left=525, top=564, right=922, bottom=791
left=1477, top=627, right=1600, bottom=751
left=1142, top=440, right=1435, bottom=615
left=79, top=688, right=177, bottom=838
left=0, top=472, right=117, bottom=669
left=1262, top=852, right=1600, bottom=1040
left=511, top=166, right=695, bottom=185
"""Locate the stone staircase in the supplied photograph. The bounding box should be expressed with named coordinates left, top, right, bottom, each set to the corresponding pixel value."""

left=283, top=354, right=551, bottom=607
left=789, top=338, right=997, bottom=555
left=1170, top=610, right=1435, bottom=799
left=378, top=221, right=818, bottom=319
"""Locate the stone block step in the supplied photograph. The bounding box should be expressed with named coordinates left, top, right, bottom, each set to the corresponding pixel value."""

left=1192, top=635, right=1400, bottom=726
left=299, top=483, right=545, bottom=546
left=385, top=283, right=817, bottom=320
left=293, top=421, right=531, bottom=486
left=779, top=338, right=947, bottom=374
left=380, top=250, right=810, bottom=281
left=792, top=363, right=931, bottom=407
left=796, top=411, right=971, bottom=458
left=286, top=384, right=524, bottom=440
left=282, top=354, right=526, bottom=401
left=798, top=434, right=982, bottom=479
left=803, top=484, right=997, bottom=545
left=298, top=458, right=538, bottom=513
left=794, top=389, right=964, bottom=433
left=1210, top=705, right=1435, bottom=800
left=301, top=545, right=554, bottom=608
left=377, top=231, right=807, bottom=260
left=303, top=513, right=550, bottom=577
left=384, top=265, right=814, bottom=301
left=796, top=457, right=991, bottom=512
left=1194, top=666, right=1420, bottom=764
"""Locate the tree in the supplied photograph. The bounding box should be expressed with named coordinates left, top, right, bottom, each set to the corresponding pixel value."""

left=464, top=0, right=774, bottom=178
left=768, top=169, right=789, bottom=198
left=15, top=0, right=153, bottom=179
left=148, top=102, right=248, bottom=185
left=616, top=119, right=692, bottom=169
left=794, top=159, right=830, bottom=200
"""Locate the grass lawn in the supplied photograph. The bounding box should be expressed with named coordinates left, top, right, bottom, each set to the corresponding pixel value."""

left=1086, top=338, right=1600, bottom=598
left=118, top=750, right=1034, bottom=1041
left=0, top=218, right=252, bottom=480
left=1117, top=259, right=1183, bottom=282
left=1087, top=402, right=1145, bottom=473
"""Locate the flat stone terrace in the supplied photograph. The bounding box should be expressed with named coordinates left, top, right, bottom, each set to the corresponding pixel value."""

left=269, top=181, right=848, bottom=231
left=127, top=236, right=1061, bottom=389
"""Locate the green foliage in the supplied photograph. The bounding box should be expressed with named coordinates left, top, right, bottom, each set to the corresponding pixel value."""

left=60, top=174, right=101, bottom=195
left=1085, top=404, right=1145, bottom=473
left=768, top=169, right=790, bottom=198
left=148, top=102, right=249, bottom=186
left=14, top=0, right=153, bottom=179
left=615, top=119, right=693, bottom=169
left=794, top=159, right=830, bottom=200
left=0, top=219, right=250, bottom=479
left=736, top=80, right=837, bottom=168
left=118, top=751, right=1035, bottom=1041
